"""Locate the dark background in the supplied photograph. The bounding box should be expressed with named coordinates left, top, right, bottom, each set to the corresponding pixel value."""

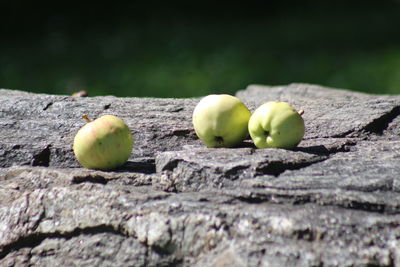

left=1, top=1, right=400, bottom=97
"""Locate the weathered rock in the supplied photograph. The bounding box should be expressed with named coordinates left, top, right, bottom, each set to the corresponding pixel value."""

left=1, top=83, right=400, bottom=266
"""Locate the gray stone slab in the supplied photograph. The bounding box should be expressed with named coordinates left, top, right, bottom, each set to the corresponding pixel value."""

left=1, top=84, right=400, bottom=266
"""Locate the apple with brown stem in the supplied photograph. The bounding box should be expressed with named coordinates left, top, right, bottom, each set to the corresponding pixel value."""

left=73, top=114, right=133, bottom=170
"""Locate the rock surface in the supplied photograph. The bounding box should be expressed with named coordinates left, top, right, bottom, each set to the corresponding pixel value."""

left=1, top=83, right=400, bottom=266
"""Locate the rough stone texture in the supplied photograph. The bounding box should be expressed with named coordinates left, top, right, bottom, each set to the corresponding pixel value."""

left=1, top=83, right=400, bottom=266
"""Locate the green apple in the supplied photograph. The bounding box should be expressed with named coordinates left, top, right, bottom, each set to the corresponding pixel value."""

left=73, top=114, right=133, bottom=170
left=192, top=94, right=251, bottom=147
left=248, top=101, right=305, bottom=149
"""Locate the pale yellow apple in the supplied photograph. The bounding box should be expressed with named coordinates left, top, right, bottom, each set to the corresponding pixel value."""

left=73, top=114, right=133, bottom=170
left=192, top=94, right=251, bottom=147
left=248, top=102, right=304, bottom=149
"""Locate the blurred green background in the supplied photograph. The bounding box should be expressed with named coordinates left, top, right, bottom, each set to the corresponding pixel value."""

left=1, top=1, right=400, bottom=97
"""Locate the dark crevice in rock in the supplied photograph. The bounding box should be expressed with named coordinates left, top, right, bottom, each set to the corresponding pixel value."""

left=120, top=160, right=156, bottom=174
left=293, top=228, right=315, bottom=241
left=255, top=158, right=327, bottom=177
left=332, top=106, right=400, bottom=138
left=295, top=145, right=331, bottom=156
left=164, top=129, right=197, bottom=139
left=298, top=139, right=358, bottom=155
left=340, top=180, right=395, bottom=193
left=0, top=225, right=126, bottom=260
left=338, top=201, right=388, bottom=214
left=171, top=107, right=184, bottom=112
left=362, top=106, right=400, bottom=135
left=104, top=103, right=111, bottom=110
left=42, top=102, right=53, bottom=111
left=148, top=255, right=183, bottom=267
left=159, top=159, right=180, bottom=172
left=236, top=195, right=271, bottom=204
left=251, top=139, right=358, bottom=177
left=276, top=139, right=358, bottom=176
left=173, top=129, right=191, bottom=137
left=232, top=190, right=400, bottom=214
left=31, top=146, right=51, bottom=167
left=41, top=97, right=69, bottom=111
left=331, top=130, right=358, bottom=139
left=234, top=192, right=313, bottom=206
left=72, top=174, right=108, bottom=185
left=151, top=242, right=178, bottom=256
left=224, top=165, right=252, bottom=179
left=326, top=140, right=358, bottom=153
left=143, top=245, right=149, bottom=267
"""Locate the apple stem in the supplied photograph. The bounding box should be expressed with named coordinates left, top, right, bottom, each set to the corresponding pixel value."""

left=82, top=114, right=92, bottom=123
left=298, top=109, right=305, bottom=116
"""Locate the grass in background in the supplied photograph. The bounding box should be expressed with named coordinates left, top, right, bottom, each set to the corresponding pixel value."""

left=1, top=1, right=400, bottom=97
